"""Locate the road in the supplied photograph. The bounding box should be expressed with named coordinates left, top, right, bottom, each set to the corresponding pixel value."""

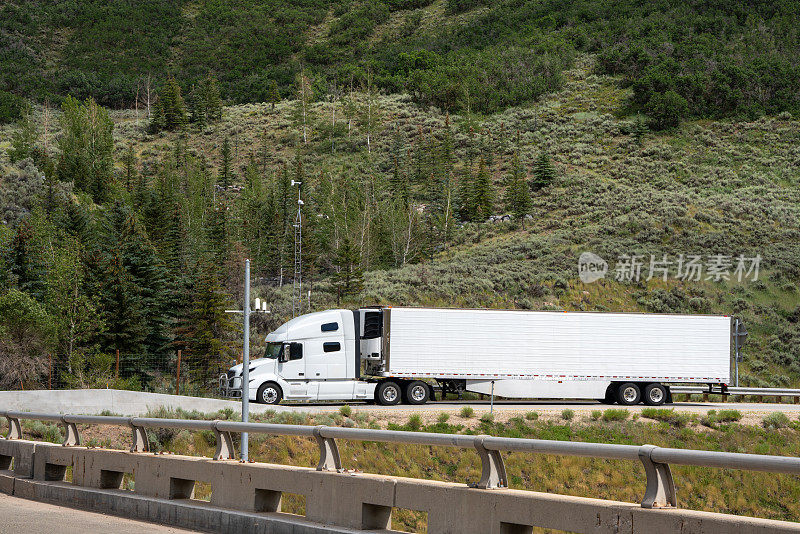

left=285, top=399, right=800, bottom=414
left=0, top=493, right=199, bottom=533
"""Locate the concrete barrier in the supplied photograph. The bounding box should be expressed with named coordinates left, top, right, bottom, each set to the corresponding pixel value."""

left=2, top=440, right=799, bottom=534
left=0, top=389, right=315, bottom=416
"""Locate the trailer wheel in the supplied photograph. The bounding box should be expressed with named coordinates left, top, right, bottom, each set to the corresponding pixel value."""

left=376, top=381, right=402, bottom=406
left=616, top=382, right=641, bottom=405
left=643, top=383, right=667, bottom=406
left=598, top=384, right=617, bottom=404
left=405, top=381, right=430, bottom=405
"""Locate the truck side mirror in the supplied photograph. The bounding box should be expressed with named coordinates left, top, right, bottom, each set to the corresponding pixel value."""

left=278, top=343, right=290, bottom=363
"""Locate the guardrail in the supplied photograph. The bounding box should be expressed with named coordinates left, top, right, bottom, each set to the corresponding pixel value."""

left=4, top=409, right=800, bottom=511
left=671, top=385, right=800, bottom=402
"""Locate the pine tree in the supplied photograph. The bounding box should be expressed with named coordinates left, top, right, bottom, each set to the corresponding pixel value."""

left=471, top=157, right=493, bottom=221
left=219, top=137, right=232, bottom=189
left=152, top=76, right=187, bottom=132
left=122, top=145, right=137, bottom=192
left=8, top=107, right=38, bottom=163
left=203, top=74, right=223, bottom=122
left=267, top=79, right=280, bottom=110
left=504, top=151, right=532, bottom=227
left=174, top=261, right=237, bottom=391
left=632, top=113, right=648, bottom=146
left=189, top=84, right=206, bottom=127
left=532, top=152, right=556, bottom=191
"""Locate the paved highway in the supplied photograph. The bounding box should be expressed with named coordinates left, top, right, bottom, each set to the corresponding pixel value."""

left=285, top=400, right=800, bottom=414
left=0, top=493, right=199, bottom=533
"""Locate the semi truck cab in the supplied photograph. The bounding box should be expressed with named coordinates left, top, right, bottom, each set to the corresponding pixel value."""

left=222, top=309, right=377, bottom=404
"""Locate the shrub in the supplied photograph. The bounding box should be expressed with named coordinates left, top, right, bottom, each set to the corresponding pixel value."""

left=339, top=405, right=352, bottom=418
left=407, top=414, right=422, bottom=430
left=602, top=409, right=629, bottom=422
left=762, top=412, right=790, bottom=430
left=646, top=91, right=689, bottom=130
left=525, top=411, right=539, bottom=421
left=640, top=408, right=691, bottom=428
left=591, top=410, right=602, bottom=421
left=479, top=413, right=495, bottom=424
left=561, top=409, right=574, bottom=421
left=460, top=406, right=475, bottom=418
left=437, top=413, right=450, bottom=423
left=716, top=410, right=742, bottom=423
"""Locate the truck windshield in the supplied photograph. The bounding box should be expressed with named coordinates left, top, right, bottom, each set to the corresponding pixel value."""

left=263, top=342, right=283, bottom=359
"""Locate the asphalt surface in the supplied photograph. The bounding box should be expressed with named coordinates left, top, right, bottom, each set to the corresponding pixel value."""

left=279, top=400, right=800, bottom=414
left=0, top=493, right=199, bottom=533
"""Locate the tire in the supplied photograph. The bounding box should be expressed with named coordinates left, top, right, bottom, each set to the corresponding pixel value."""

left=643, top=383, right=667, bottom=406
left=616, top=382, right=641, bottom=405
left=405, top=381, right=430, bottom=405
left=256, top=382, right=283, bottom=405
left=598, top=385, right=617, bottom=404
left=376, top=381, right=402, bottom=406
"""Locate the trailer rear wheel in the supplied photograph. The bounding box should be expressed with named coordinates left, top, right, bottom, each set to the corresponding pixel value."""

left=376, top=381, right=402, bottom=406
left=643, top=383, right=667, bottom=406
left=405, top=381, right=430, bottom=405
left=617, top=382, right=641, bottom=405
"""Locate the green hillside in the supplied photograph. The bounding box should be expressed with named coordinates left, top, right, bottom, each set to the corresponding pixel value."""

left=2, top=0, right=799, bottom=121
left=0, top=1, right=799, bottom=394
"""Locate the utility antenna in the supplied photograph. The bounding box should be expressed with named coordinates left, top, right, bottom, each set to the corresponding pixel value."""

left=291, top=180, right=303, bottom=317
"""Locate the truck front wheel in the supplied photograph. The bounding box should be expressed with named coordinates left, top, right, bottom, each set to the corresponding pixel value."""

left=376, top=381, right=402, bottom=406
left=257, top=382, right=283, bottom=405
left=616, top=382, right=641, bottom=405
left=643, top=383, right=667, bottom=406
left=405, top=381, right=430, bottom=405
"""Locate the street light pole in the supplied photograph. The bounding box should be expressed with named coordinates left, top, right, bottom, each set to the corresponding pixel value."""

left=241, top=259, right=250, bottom=461
left=225, top=259, right=270, bottom=462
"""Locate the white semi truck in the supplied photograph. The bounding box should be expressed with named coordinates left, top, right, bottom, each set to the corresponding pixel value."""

left=221, top=307, right=734, bottom=406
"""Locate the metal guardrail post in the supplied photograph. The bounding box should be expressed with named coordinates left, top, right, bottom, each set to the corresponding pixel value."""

left=313, top=426, right=342, bottom=471
left=5, top=414, right=21, bottom=440
left=129, top=419, right=149, bottom=453
left=474, top=435, right=507, bottom=489
left=212, top=420, right=236, bottom=461
left=61, top=416, right=80, bottom=447
left=638, top=445, right=676, bottom=508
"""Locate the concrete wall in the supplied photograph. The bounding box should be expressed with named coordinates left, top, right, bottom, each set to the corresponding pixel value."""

left=2, top=438, right=799, bottom=534
left=0, top=389, right=319, bottom=416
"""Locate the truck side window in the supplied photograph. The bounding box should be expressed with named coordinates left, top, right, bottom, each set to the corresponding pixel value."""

left=289, top=342, right=303, bottom=361
left=323, top=342, right=341, bottom=353
left=321, top=322, right=338, bottom=332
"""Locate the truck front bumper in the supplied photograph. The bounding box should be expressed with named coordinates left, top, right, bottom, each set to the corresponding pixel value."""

left=219, top=373, right=243, bottom=398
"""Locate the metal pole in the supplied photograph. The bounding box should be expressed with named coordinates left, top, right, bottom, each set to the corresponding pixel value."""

left=175, top=350, right=181, bottom=396
left=242, top=259, right=250, bottom=462
left=490, top=380, right=495, bottom=415
left=734, top=318, right=740, bottom=387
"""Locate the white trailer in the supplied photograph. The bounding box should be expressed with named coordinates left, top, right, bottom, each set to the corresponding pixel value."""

left=221, top=307, right=733, bottom=406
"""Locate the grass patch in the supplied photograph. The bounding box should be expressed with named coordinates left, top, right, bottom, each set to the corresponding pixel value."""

left=762, top=412, right=790, bottom=430
left=561, top=409, right=574, bottom=421
left=640, top=408, right=692, bottom=428
left=602, top=409, right=629, bottom=422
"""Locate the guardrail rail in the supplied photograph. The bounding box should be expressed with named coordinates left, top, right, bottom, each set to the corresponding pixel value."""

left=4, top=409, right=800, bottom=512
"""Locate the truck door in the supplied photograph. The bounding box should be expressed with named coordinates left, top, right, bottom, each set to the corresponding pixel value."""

left=277, top=342, right=311, bottom=398
left=277, top=342, right=306, bottom=380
